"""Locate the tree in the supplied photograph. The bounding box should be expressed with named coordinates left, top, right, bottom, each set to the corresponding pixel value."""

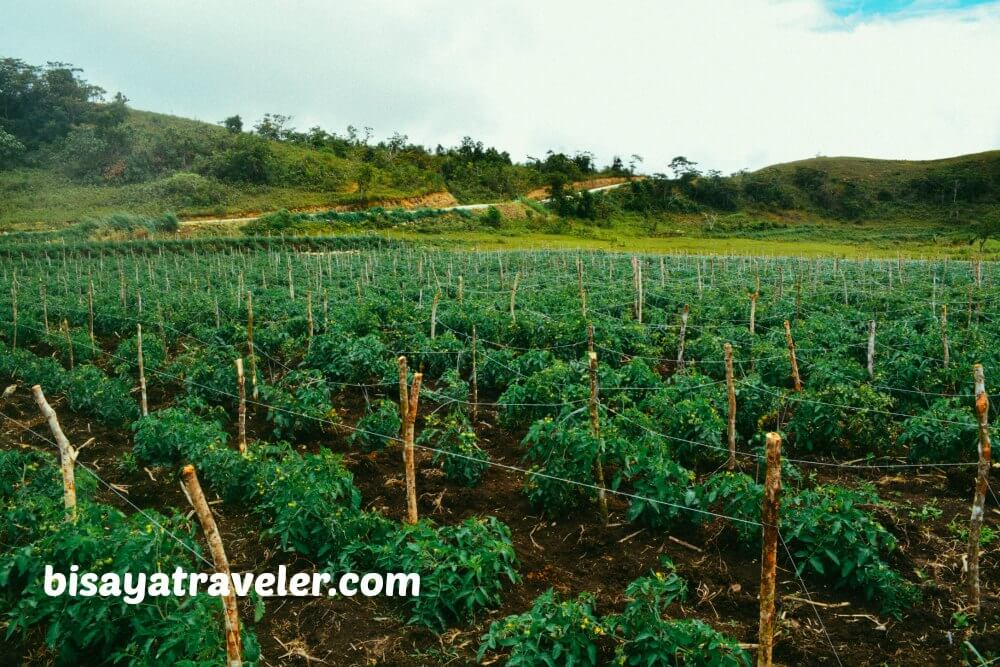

left=220, top=115, right=243, bottom=134
left=356, top=163, right=375, bottom=201
left=254, top=113, right=292, bottom=140
left=969, top=211, right=1000, bottom=252
left=669, top=156, right=700, bottom=180
left=0, top=128, right=25, bottom=166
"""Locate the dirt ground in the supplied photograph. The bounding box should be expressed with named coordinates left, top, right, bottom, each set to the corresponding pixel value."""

left=0, top=384, right=996, bottom=666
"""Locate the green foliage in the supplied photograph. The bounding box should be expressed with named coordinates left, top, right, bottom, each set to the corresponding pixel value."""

left=349, top=398, right=401, bottom=451
left=899, top=398, right=977, bottom=463
left=785, top=384, right=896, bottom=457
left=351, top=517, right=520, bottom=629
left=625, top=452, right=701, bottom=530
left=259, top=369, right=335, bottom=439
left=131, top=407, right=228, bottom=466
left=420, top=413, right=489, bottom=487
left=252, top=447, right=362, bottom=560
left=782, top=485, right=919, bottom=617
left=478, top=589, right=603, bottom=667
left=522, top=417, right=601, bottom=516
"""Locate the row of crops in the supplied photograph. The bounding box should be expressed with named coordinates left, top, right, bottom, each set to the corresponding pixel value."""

left=0, top=239, right=995, bottom=664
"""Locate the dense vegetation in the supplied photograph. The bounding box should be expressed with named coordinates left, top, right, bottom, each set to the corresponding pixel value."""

left=0, top=237, right=996, bottom=663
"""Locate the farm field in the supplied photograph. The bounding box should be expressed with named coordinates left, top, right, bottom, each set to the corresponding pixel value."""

left=0, top=237, right=997, bottom=666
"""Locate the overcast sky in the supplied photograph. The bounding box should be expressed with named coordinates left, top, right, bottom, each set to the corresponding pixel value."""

left=2, top=0, right=998, bottom=173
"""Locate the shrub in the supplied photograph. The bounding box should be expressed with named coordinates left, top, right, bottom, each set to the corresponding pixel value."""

left=260, top=369, right=335, bottom=440
left=132, top=407, right=228, bottom=466
left=899, top=398, right=977, bottom=463
left=420, top=413, right=489, bottom=487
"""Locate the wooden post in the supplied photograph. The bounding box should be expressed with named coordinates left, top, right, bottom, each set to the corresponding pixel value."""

left=725, top=343, right=737, bottom=470
left=471, top=326, right=479, bottom=425
left=940, top=304, right=950, bottom=369
left=235, top=358, right=247, bottom=455
left=137, top=324, right=149, bottom=417
left=32, top=385, right=77, bottom=521
left=968, top=364, right=991, bottom=613
left=246, top=291, right=258, bottom=401
left=587, top=324, right=610, bottom=525
left=397, top=356, right=422, bottom=525
left=509, top=272, right=520, bottom=324
left=306, top=290, right=314, bottom=348
left=867, top=320, right=876, bottom=380
left=676, top=305, right=689, bottom=370
left=180, top=465, right=243, bottom=667
left=287, top=263, right=295, bottom=300
left=784, top=320, right=801, bottom=391
left=749, top=291, right=758, bottom=335
left=758, top=432, right=782, bottom=667
left=458, top=275, right=464, bottom=304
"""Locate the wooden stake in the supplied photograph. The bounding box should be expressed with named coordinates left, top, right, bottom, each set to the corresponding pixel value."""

left=725, top=343, right=737, bottom=470
left=137, top=324, right=148, bottom=417
left=968, top=364, right=991, bottom=613
left=676, top=305, right=689, bottom=370
left=180, top=465, right=242, bottom=667
left=246, top=291, right=258, bottom=401
left=940, top=304, right=950, bottom=369
left=305, top=290, right=314, bottom=348
left=749, top=291, right=758, bottom=335
left=784, top=320, right=801, bottom=391
left=758, top=432, right=782, bottom=667
left=509, top=272, right=520, bottom=324
left=397, top=356, right=422, bottom=525
left=32, top=385, right=77, bottom=521
left=235, top=358, right=247, bottom=455
left=587, top=324, right=610, bottom=525
left=471, top=326, right=478, bottom=425
left=62, top=319, right=74, bottom=370
left=431, top=289, right=440, bottom=339
left=867, top=320, right=876, bottom=380
left=87, top=278, right=95, bottom=343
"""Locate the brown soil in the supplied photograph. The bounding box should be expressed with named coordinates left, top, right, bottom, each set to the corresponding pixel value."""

left=0, top=384, right=996, bottom=666
left=524, top=177, right=631, bottom=201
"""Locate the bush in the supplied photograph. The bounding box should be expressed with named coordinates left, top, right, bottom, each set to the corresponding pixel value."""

left=899, top=398, right=977, bottom=463
left=420, top=413, right=489, bottom=487
left=132, top=407, right=228, bottom=466
left=260, top=369, right=335, bottom=440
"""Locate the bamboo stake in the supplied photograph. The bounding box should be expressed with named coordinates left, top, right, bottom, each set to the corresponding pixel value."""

left=757, top=432, right=783, bottom=667
left=587, top=324, right=610, bottom=525
left=968, top=364, right=991, bottom=613
left=32, top=385, right=77, bottom=521
left=180, top=465, right=242, bottom=667
left=725, top=343, right=737, bottom=471
left=137, top=324, right=148, bottom=417
left=867, top=320, right=876, bottom=380
left=784, top=320, right=801, bottom=391
left=235, top=358, right=247, bottom=455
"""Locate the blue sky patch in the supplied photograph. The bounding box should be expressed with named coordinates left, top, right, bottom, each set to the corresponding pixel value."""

left=828, top=0, right=998, bottom=18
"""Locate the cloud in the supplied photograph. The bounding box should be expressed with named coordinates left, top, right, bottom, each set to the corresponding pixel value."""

left=1, top=0, right=998, bottom=173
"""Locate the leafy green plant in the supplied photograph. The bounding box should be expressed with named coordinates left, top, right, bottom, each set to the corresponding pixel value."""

left=349, top=398, right=401, bottom=451
left=899, top=398, right=977, bottom=463
left=478, top=589, right=604, bottom=666
left=420, top=413, right=489, bottom=486
left=260, top=369, right=336, bottom=439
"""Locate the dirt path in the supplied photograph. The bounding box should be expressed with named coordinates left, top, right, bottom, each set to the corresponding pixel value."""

left=179, top=178, right=633, bottom=228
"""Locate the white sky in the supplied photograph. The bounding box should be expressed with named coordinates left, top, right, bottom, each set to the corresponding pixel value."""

left=2, top=0, right=999, bottom=173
